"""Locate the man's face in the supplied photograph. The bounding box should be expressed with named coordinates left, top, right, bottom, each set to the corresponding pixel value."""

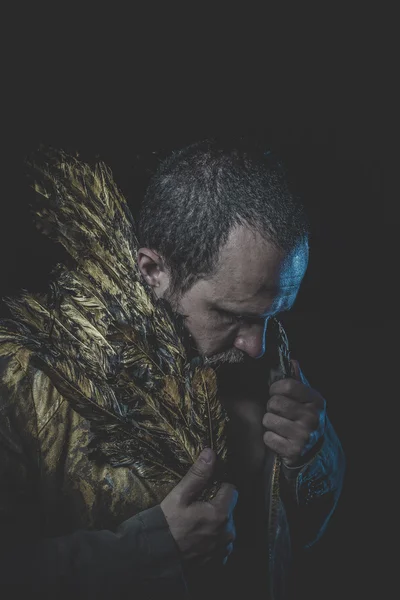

left=138, top=225, right=308, bottom=366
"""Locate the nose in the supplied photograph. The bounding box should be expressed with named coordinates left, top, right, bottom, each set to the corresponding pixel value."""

left=233, top=318, right=269, bottom=359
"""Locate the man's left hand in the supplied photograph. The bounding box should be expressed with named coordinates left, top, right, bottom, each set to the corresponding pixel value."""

left=262, top=360, right=326, bottom=467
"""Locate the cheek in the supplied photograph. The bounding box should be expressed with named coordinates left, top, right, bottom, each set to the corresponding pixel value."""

left=187, top=314, right=217, bottom=339
left=196, top=318, right=235, bottom=350
left=202, top=321, right=228, bottom=342
left=184, top=306, right=236, bottom=348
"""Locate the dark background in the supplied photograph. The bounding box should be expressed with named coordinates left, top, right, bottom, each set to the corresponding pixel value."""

left=1, top=11, right=392, bottom=599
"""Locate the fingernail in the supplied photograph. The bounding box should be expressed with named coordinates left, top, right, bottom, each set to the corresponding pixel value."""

left=200, top=448, right=213, bottom=463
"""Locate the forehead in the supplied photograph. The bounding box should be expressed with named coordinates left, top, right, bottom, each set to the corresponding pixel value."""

left=205, top=225, right=308, bottom=311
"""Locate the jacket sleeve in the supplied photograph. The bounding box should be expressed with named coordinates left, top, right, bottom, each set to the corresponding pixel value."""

left=265, top=357, right=346, bottom=550
left=280, top=414, right=346, bottom=550
left=0, top=355, right=189, bottom=600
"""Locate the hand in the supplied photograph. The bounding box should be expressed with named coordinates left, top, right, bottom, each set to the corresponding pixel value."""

left=160, top=448, right=238, bottom=569
left=262, top=360, right=326, bottom=467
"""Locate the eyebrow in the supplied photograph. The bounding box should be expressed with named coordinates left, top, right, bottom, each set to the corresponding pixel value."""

left=217, top=306, right=273, bottom=319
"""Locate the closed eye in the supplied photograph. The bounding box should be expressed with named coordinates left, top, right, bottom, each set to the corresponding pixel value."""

left=219, top=310, right=270, bottom=326
left=223, top=313, right=245, bottom=325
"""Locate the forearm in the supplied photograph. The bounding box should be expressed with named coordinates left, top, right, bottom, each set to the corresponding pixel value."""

left=0, top=505, right=188, bottom=600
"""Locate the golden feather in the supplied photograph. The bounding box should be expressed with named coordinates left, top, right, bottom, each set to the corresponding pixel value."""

left=0, top=149, right=230, bottom=501
left=0, top=150, right=294, bottom=503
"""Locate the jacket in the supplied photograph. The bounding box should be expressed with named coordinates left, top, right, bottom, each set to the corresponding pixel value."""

left=0, top=344, right=345, bottom=600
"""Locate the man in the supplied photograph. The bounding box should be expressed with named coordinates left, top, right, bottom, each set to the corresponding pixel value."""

left=0, top=141, right=345, bottom=599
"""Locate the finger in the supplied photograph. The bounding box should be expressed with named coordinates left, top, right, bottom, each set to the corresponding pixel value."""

left=269, top=378, right=322, bottom=404
left=266, top=395, right=304, bottom=421
left=173, top=449, right=216, bottom=505
left=267, top=396, right=322, bottom=431
left=290, top=359, right=311, bottom=386
left=263, top=412, right=308, bottom=441
left=290, top=359, right=301, bottom=380
left=209, top=481, right=239, bottom=513
left=263, top=430, right=301, bottom=460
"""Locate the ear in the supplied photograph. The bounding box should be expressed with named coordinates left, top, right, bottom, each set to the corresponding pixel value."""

left=137, top=248, right=170, bottom=295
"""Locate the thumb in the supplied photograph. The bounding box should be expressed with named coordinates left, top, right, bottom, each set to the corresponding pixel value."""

left=174, top=448, right=216, bottom=505
left=290, top=359, right=310, bottom=386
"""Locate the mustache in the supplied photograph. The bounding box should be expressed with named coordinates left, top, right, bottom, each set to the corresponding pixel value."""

left=204, top=347, right=246, bottom=365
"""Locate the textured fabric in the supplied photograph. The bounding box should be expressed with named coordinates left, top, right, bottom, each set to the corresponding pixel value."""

left=0, top=344, right=346, bottom=600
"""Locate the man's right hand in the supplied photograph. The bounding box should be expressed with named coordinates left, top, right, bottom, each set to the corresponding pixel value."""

left=160, top=448, right=238, bottom=569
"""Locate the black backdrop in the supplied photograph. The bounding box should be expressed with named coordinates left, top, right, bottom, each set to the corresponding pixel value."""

left=1, top=18, right=391, bottom=599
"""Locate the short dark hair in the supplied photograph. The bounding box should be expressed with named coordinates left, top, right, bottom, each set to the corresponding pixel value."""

left=137, top=139, right=310, bottom=298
